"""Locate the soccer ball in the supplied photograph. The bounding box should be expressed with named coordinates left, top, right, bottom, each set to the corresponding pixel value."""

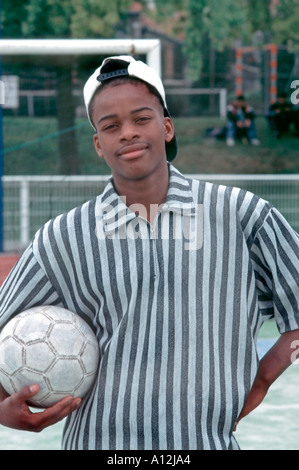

left=0, top=305, right=100, bottom=408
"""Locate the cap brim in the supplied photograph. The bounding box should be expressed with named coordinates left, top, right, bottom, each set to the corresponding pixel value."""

left=166, top=135, right=178, bottom=162
left=164, top=108, right=177, bottom=161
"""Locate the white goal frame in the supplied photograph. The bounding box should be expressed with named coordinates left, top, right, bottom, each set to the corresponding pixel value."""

left=166, top=87, right=227, bottom=118
left=0, top=38, right=162, bottom=75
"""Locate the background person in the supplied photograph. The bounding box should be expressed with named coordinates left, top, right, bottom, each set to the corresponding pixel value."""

left=226, top=95, right=260, bottom=146
left=267, top=91, right=299, bottom=138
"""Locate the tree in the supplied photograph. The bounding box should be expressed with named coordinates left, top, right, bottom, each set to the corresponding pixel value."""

left=271, top=0, right=299, bottom=43
left=154, top=0, right=299, bottom=80
left=184, top=0, right=249, bottom=80
left=23, top=0, right=132, bottom=39
left=153, top=0, right=250, bottom=81
left=271, top=0, right=299, bottom=86
left=246, top=0, right=273, bottom=37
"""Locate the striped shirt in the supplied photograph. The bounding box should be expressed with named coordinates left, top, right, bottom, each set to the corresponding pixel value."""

left=1, top=164, right=299, bottom=450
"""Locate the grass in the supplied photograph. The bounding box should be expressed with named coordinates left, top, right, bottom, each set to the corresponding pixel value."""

left=3, top=115, right=299, bottom=175
left=173, top=116, right=299, bottom=175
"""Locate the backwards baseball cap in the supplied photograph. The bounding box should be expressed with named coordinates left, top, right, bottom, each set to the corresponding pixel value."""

left=83, top=55, right=177, bottom=161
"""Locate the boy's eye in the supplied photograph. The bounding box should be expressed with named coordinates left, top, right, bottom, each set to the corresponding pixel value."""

left=103, top=123, right=118, bottom=131
left=101, top=116, right=152, bottom=131
left=136, top=116, right=151, bottom=123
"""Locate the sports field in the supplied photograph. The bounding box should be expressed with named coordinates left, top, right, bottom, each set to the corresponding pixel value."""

left=3, top=116, right=299, bottom=176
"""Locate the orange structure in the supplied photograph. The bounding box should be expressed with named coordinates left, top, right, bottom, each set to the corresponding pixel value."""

left=235, top=44, right=278, bottom=103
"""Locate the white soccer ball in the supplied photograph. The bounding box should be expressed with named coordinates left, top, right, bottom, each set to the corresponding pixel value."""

left=0, top=305, right=100, bottom=408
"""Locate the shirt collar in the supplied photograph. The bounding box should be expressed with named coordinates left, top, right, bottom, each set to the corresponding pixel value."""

left=99, top=164, right=196, bottom=235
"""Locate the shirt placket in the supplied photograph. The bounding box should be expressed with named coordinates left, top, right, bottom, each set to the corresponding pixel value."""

left=149, top=214, right=161, bottom=281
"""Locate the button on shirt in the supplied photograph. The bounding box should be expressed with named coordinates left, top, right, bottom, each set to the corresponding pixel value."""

left=1, top=164, right=299, bottom=450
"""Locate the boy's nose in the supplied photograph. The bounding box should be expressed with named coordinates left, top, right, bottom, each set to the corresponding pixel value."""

left=120, top=123, right=139, bottom=141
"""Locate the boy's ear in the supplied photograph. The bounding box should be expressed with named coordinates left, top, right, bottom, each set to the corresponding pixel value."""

left=93, top=133, right=104, bottom=159
left=164, top=117, right=175, bottom=143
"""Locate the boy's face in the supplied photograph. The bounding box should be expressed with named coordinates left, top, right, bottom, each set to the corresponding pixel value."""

left=92, top=81, right=174, bottom=183
left=235, top=98, right=245, bottom=108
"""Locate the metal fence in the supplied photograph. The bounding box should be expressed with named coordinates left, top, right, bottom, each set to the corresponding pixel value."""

left=2, top=174, right=299, bottom=252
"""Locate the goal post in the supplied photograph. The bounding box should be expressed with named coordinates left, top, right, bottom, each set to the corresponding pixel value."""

left=166, top=87, right=227, bottom=118
left=0, top=38, right=162, bottom=252
left=0, top=38, right=162, bottom=75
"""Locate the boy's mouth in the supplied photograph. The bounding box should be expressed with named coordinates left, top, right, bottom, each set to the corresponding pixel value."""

left=116, top=143, right=149, bottom=160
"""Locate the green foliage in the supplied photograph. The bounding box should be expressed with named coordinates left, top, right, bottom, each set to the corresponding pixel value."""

left=23, top=0, right=74, bottom=37
left=246, top=0, right=273, bottom=33
left=2, top=0, right=28, bottom=37
left=153, top=0, right=186, bottom=17
left=184, top=0, right=249, bottom=80
left=2, top=0, right=134, bottom=39
left=272, top=0, right=299, bottom=43
left=69, top=0, right=133, bottom=39
left=153, top=0, right=299, bottom=80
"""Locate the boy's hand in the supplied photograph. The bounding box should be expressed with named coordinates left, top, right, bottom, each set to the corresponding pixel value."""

left=234, top=329, right=299, bottom=431
left=0, top=384, right=81, bottom=432
left=233, top=380, right=268, bottom=431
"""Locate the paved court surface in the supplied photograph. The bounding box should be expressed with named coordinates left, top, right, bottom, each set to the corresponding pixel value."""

left=0, top=254, right=20, bottom=286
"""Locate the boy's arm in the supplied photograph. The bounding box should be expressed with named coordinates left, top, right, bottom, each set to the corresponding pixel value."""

left=234, top=329, right=299, bottom=430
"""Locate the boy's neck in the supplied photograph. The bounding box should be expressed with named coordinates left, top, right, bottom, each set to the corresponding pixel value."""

left=112, top=161, right=170, bottom=224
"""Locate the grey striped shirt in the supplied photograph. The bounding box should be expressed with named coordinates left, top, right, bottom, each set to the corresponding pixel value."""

left=1, top=164, right=299, bottom=450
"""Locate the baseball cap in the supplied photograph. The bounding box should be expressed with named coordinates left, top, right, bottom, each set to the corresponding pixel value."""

left=83, top=55, right=177, bottom=161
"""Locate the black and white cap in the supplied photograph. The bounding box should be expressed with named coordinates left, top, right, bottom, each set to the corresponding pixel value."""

left=83, top=55, right=177, bottom=161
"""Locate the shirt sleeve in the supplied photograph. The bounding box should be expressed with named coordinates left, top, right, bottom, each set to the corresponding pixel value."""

left=0, top=243, right=61, bottom=329
left=250, top=206, right=299, bottom=333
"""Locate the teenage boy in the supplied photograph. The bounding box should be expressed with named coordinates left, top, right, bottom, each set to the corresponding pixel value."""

left=0, top=56, right=298, bottom=450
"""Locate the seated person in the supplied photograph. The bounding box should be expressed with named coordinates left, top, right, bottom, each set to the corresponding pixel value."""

left=267, top=92, right=299, bottom=138
left=226, top=95, right=260, bottom=146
